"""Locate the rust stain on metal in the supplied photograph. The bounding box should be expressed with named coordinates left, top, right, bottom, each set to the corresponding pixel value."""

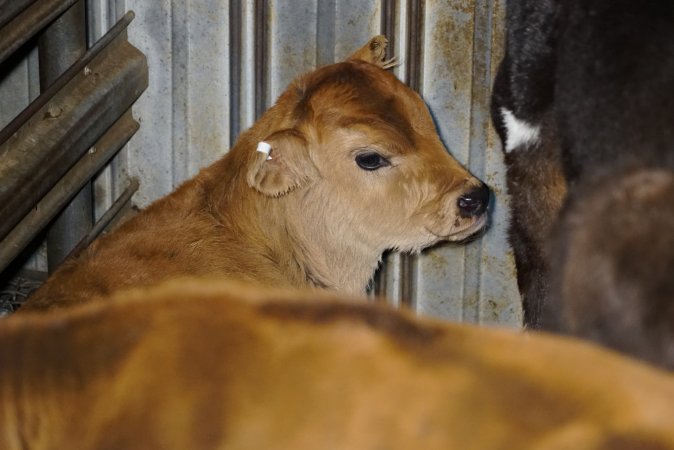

left=429, top=2, right=476, bottom=133
left=44, top=104, right=63, bottom=119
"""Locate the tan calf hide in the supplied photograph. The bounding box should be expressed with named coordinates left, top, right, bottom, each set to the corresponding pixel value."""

left=22, top=36, right=489, bottom=312
left=2, top=279, right=674, bottom=449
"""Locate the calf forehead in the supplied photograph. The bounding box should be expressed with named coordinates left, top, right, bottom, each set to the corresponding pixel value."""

left=296, top=62, right=422, bottom=147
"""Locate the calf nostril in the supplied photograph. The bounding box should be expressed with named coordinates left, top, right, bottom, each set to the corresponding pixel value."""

left=457, top=184, right=491, bottom=218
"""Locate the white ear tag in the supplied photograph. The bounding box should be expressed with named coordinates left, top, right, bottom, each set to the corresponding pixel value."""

left=256, top=141, right=272, bottom=160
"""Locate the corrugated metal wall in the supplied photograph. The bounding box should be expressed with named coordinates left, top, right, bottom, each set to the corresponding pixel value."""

left=0, top=0, right=521, bottom=327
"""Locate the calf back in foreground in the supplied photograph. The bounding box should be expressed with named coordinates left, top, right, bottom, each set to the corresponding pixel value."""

left=2, top=279, right=674, bottom=449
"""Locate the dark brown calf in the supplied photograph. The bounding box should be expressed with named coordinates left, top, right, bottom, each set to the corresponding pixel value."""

left=549, top=168, right=674, bottom=369
left=492, top=2, right=674, bottom=370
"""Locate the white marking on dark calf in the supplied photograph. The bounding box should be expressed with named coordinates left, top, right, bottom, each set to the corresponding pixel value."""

left=500, top=108, right=541, bottom=152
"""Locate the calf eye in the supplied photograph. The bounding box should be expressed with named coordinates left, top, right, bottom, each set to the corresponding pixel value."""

left=355, top=151, right=390, bottom=171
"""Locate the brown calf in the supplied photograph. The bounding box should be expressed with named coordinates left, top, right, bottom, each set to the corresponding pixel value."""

left=22, top=36, right=488, bottom=312
left=2, top=278, right=674, bottom=449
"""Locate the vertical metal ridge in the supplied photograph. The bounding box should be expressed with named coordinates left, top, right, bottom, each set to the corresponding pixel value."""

left=372, top=0, right=394, bottom=306
left=109, top=0, right=128, bottom=203
left=229, top=0, right=242, bottom=146
left=171, top=0, right=189, bottom=186
left=463, top=0, right=497, bottom=323
left=380, top=0, right=396, bottom=76
left=0, top=0, right=80, bottom=66
left=399, top=0, right=425, bottom=308
left=39, top=0, right=92, bottom=272
left=254, top=0, right=268, bottom=117
left=381, top=0, right=396, bottom=51
left=368, top=0, right=400, bottom=307
left=27, top=48, right=40, bottom=103
left=405, top=0, right=424, bottom=93
left=316, top=0, right=336, bottom=65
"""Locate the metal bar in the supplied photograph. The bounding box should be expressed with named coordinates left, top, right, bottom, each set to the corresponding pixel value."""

left=0, top=0, right=79, bottom=66
left=0, top=114, right=139, bottom=274
left=399, top=0, right=425, bottom=308
left=254, top=0, right=268, bottom=117
left=0, top=20, right=148, bottom=243
left=380, top=0, right=396, bottom=52
left=0, top=11, right=136, bottom=147
left=316, top=0, right=336, bottom=66
left=465, top=0, right=495, bottom=323
left=38, top=0, right=91, bottom=271
left=373, top=0, right=398, bottom=300
left=405, top=0, right=424, bottom=92
left=229, top=0, right=242, bottom=146
left=0, top=0, right=37, bottom=30
left=38, top=1, right=86, bottom=86
left=64, top=177, right=139, bottom=262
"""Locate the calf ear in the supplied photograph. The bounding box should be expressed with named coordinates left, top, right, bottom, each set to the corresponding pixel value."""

left=246, top=129, right=319, bottom=197
left=347, top=35, right=398, bottom=69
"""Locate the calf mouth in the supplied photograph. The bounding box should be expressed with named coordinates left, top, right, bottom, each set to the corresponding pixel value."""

left=452, top=214, right=489, bottom=244
left=425, top=212, right=489, bottom=245
left=449, top=213, right=489, bottom=244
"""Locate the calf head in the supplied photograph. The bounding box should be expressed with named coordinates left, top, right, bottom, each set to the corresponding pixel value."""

left=245, top=36, right=489, bottom=292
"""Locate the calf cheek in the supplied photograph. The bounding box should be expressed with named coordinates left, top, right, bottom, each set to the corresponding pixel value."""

left=306, top=180, right=419, bottom=246
left=413, top=175, right=463, bottom=236
left=371, top=176, right=430, bottom=236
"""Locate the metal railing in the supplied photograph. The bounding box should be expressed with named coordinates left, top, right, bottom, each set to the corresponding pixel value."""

left=0, top=1, right=147, bottom=277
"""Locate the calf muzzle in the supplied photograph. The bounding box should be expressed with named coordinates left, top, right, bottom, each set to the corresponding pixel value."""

left=457, top=183, right=490, bottom=218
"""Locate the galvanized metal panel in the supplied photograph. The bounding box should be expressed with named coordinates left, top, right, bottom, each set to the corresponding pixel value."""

left=0, top=46, right=43, bottom=272
left=0, top=114, right=139, bottom=272
left=0, top=48, right=39, bottom=130
left=0, top=23, right=147, bottom=244
left=88, top=0, right=127, bottom=220
left=114, top=0, right=231, bottom=207
left=415, top=0, right=521, bottom=327
left=333, top=0, right=382, bottom=60
left=0, top=0, right=521, bottom=327
left=268, top=1, right=318, bottom=103
left=0, top=0, right=81, bottom=65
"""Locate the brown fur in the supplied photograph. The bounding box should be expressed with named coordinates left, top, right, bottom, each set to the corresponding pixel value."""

left=493, top=1, right=674, bottom=363
left=2, top=278, right=674, bottom=449
left=22, top=36, right=486, bottom=312
left=548, top=168, right=674, bottom=369
left=502, top=113, right=567, bottom=329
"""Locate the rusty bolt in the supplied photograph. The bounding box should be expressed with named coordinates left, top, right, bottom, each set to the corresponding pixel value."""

left=44, top=104, right=63, bottom=119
